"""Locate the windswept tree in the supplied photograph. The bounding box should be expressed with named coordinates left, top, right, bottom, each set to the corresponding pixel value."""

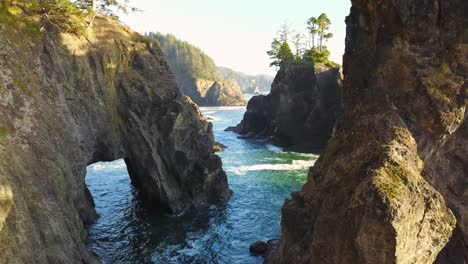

left=316, top=13, right=332, bottom=52
left=76, top=0, right=139, bottom=27
left=306, top=13, right=333, bottom=51
left=277, top=21, right=292, bottom=43
left=292, top=33, right=305, bottom=59
left=0, top=0, right=138, bottom=33
left=267, top=38, right=294, bottom=69
left=267, top=38, right=282, bottom=68
left=1, top=0, right=87, bottom=33
left=306, top=16, right=318, bottom=48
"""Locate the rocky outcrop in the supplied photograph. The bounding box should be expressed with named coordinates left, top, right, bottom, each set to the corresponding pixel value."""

left=0, top=16, right=230, bottom=263
left=270, top=0, right=467, bottom=263
left=204, top=78, right=246, bottom=106
left=229, top=64, right=342, bottom=152
left=218, top=66, right=274, bottom=94
left=172, top=77, right=246, bottom=106
left=149, top=33, right=246, bottom=106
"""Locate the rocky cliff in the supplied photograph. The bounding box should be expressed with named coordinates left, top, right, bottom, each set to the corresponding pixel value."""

left=270, top=0, right=467, bottom=263
left=0, top=15, right=230, bottom=263
left=148, top=33, right=246, bottom=106
left=229, top=64, right=342, bottom=152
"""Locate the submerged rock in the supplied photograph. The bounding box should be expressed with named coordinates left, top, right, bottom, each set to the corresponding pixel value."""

left=250, top=239, right=280, bottom=257
left=270, top=0, right=467, bottom=263
left=0, top=16, right=230, bottom=263
left=250, top=241, right=269, bottom=255
left=229, top=64, right=342, bottom=152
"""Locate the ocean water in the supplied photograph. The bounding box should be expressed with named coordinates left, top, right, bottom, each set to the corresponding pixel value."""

left=86, top=106, right=318, bottom=263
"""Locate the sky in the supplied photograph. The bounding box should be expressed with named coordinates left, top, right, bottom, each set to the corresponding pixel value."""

left=121, top=0, right=351, bottom=76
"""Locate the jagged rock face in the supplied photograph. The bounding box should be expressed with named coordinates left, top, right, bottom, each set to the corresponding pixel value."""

left=232, top=64, right=342, bottom=152
left=0, top=16, right=230, bottom=263
left=271, top=0, right=467, bottom=263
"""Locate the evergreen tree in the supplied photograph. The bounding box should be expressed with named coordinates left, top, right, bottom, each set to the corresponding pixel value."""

left=277, top=41, right=294, bottom=67
left=306, top=16, right=318, bottom=48
left=148, top=32, right=220, bottom=81
left=277, top=21, right=291, bottom=43
left=316, top=13, right=332, bottom=52
left=292, top=33, right=305, bottom=59
left=76, top=0, right=139, bottom=27
left=267, top=39, right=294, bottom=68
left=268, top=12, right=339, bottom=68
left=267, top=38, right=282, bottom=68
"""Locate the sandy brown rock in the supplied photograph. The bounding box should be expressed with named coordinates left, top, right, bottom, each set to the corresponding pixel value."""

left=204, top=78, right=246, bottom=106
left=0, top=16, right=230, bottom=263
left=270, top=0, right=467, bottom=263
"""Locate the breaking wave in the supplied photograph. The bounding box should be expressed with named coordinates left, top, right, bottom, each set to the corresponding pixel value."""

left=90, top=159, right=127, bottom=171
left=226, top=159, right=316, bottom=175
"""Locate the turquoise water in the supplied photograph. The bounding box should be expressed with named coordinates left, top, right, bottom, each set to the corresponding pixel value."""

left=86, top=106, right=318, bottom=263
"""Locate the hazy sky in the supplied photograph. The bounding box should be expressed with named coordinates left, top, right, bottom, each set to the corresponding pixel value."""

left=121, top=0, right=351, bottom=76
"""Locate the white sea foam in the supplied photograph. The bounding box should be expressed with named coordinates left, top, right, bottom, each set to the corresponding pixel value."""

left=226, top=159, right=316, bottom=175
left=266, top=144, right=283, bottom=152
left=200, top=106, right=246, bottom=112
left=204, top=115, right=222, bottom=122
left=90, top=159, right=126, bottom=171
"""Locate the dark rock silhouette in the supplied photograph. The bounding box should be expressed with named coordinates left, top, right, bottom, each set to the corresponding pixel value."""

left=270, top=0, right=467, bottom=263
left=228, top=64, right=342, bottom=152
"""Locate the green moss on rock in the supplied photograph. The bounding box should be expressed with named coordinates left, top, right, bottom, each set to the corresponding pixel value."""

left=0, top=125, right=8, bottom=139
left=374, top=164, right=410, bottom=201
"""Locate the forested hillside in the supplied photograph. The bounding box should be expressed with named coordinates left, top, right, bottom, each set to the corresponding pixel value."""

left=148, top=32, right=245, bottom=106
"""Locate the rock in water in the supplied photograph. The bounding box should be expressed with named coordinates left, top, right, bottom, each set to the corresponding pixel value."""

left=249, top=239, right=280, bottom=260
left=204, top=78, right=247, bottom=106
left=270, top=0, right=467, bottom=264
left=250, top=241, right=269, bottom=255
left=230, top=64, right=342, bottom=152
left=0, top=16, right=230, bottom=263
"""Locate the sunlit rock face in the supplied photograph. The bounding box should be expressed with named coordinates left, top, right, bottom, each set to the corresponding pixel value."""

left=0, top=16, right=230, bottom=263
left=270, top=0, right=467, bottom=263
left=231, top=64, right=342, bottom=152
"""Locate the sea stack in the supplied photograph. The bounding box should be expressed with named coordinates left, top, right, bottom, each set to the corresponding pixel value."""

left=229, top=64, right=342, bottom=152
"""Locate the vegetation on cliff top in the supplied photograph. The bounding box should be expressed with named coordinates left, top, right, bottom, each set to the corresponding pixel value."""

left=148, top=32, right=221, bottom=82
left=268, top=13, right=340, bottom=69
left=0, top=0, right=136, bottom=34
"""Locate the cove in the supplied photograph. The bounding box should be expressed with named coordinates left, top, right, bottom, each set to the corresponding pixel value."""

left=86, top=106, right=318, bottom=263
